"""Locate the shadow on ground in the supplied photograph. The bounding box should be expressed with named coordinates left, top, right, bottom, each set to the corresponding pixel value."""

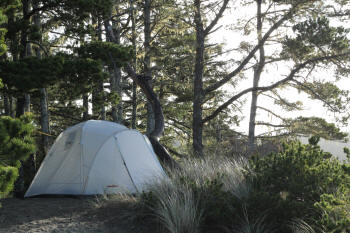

left=0, top=196, right=128, bottom=233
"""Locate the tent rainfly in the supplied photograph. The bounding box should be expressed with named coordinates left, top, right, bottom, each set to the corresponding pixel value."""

left=25, top=120, right=167, bottom=197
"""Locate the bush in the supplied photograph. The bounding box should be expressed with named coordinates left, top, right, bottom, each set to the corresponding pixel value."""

left=133, top=137, right=349, bottom=233
left=0, top=113, right=36, bottom=198
left=246, top=136, right=350, bottom=232
left=314, top=189, right=350, bottom=232
left=0, top=166, right=18, bottom=198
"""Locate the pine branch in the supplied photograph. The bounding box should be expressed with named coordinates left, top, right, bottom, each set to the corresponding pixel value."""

left=291, top=79, right=341, bottom=112
left=203, top=51, right=350, bottom=123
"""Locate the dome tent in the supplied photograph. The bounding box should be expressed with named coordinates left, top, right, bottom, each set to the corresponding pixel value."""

left=25, top=120, right=166, bottom=197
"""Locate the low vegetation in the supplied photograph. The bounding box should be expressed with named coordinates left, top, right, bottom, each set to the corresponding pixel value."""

left=0, top=113, right=36, bottom=198
left=121, top=137, right=350, bottom=233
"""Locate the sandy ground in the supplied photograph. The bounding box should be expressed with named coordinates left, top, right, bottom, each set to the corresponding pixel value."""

left=0, top=197, right=131, bottom=233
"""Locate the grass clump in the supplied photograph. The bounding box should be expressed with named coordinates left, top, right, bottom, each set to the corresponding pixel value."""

left=137, top=156, right=256, bottom=233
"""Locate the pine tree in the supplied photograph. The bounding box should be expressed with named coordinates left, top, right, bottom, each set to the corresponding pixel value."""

left=0, top=113, right=36, bottom=198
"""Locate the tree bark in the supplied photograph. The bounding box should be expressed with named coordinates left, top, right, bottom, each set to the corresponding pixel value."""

left=193, top=0, right=205, bottom=157
left=33, top=1, right=50, bottom=155
left=98, top=20, right=106, bottom=120
left=247, top=67, right=260, bottom=152
left=247, top=0, right=265, bottom=153
left=124, top=65, right=177, bottom=167
left=14, top=0, right=31, bottom=198
left=4, top=94, right=10, bottom=116
left=83, top=94, right=89, bottom=120
left=9, top=96, right=14, bottom=117
left=39, top=88, right=50, bottom=154
left=144, top=0, right=155, bottom=135
left=109, top=19, right=123, bottom=123
left=17, top=0, right=31, bottom=117
left=130, top=0, right=137, bottom=129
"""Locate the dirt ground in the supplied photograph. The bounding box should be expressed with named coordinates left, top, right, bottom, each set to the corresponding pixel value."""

left=0, top=196, right=132, bottom=233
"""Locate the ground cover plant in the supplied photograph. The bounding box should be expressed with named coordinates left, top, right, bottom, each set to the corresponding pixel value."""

left=131, top=137, right=350, bottom=233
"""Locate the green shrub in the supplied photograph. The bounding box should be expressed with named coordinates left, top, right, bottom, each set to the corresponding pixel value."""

left=314, top=189, right=350, bottom=232
left=246, top=136, right=350, bottom=232
left=134, top=138, right=349, bottom=233
left=0, top=165, right=18, bottom=198
left=0, top=113, right=36, bottom=198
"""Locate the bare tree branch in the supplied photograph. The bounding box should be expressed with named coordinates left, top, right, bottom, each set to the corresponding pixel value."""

left=255, top=122, right=289, bottom=127
left=204, top=0, right=229, bottom=36
left=204, top=7, right=295, bottom=94
left=257, top=106, right=285, bottom=120
left=203, top=51, right=350, bottom=123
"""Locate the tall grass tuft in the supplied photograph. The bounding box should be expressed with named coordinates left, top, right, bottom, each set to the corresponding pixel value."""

left=170, top=156, right=251, bottom=200
left=228, top=206, right=277, bottom=233
left=288, top=219, right=316, bottom=233
left=147, top=180, right=202, bottom=233
left=139, top=156, right=252, bottom=233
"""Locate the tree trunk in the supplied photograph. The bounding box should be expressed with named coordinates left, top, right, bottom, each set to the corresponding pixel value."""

left=144, top=0, right=155, bottom=135
left=132, top=82, right=137, bottom=129
left=248, top=68, right=260, bottom=152
left=17, top=0, right=31, bottom=117
left=109, top=17, right=123, bottom=123
left=4, top=94, right=10, bottom=116
left=130, top=0, right=137, bottom=129
left=9, top=96, right=14, bottom=117
left=16, top=96, right=25, bottom=117
left=83, top=94, right=89, bottom=120
left=100, top=82, right=106, bottom=120
left=14, top=0, right=31, bottom=198
left=33, top=2, right=50, bottom=154
left=39, top=88, right=50, bottom=154
left=247, top=0, right=265, bottom=154
left=193, top=0, right=205, bottom=157
left=98, top=20, right=106, bottom=120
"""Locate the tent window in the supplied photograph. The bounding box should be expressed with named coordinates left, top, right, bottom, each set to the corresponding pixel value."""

left=65, top=131, right=76, bottom=150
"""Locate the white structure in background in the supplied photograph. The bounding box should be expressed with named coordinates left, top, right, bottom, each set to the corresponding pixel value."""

left=299, top=136, right=349, bottom=162
left=25, top=120, right=167, bottom=197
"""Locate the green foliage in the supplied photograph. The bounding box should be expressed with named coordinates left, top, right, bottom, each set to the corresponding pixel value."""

left=0, top=165, right=18, bottom=198
left=0, top=113, right=36, bottom=197
left=247, top=138, right=350, bottom=232
left=58, top=53, right=107, bottom=87
left=314, top=189, right=350, bottom=232
left=286, top=117, right=348, bottom=140
left=0, top=56, right=64, bottom=92
left=61, top=0, right=114, bottom=19
left=283, top=17, right=349, bottom=61
left=77, top=41, right=133, bottom=67
left=298, top=81, right=350, bottom=113
left=0, top=113, right=36, bottom=166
